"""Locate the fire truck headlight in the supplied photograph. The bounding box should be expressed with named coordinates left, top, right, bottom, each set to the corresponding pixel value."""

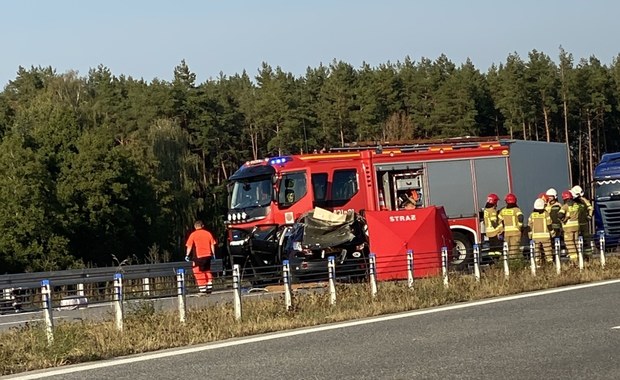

left=232, top=213, right=237, bottom=221
left=241, top=212, right=247, bottom=219
left=236, top=212, right=242, bottom=221
left=227, top=214, right=232, bottom=222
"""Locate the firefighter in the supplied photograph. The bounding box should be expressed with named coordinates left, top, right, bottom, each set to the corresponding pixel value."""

left=558, top=190, right=580, bottom=262
left=483, top=193, right=503, bottom=257
left=570, top=185, right=593, bottom=251
left=185, top=220, right=217, bottom=294
left=537, top=192, right=548, bottom=203
left=528, top=198, right=553, bottom=265
left=498, top=193, right=524, bottom=259
left=545, top=188, right=563, bottom=240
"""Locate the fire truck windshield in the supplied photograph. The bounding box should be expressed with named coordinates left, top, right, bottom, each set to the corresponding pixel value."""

left=229, top=176, right=273, bottom=209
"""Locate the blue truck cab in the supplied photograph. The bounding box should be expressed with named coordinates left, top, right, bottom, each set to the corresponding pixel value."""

left=594, top=152, right=620, bottom=247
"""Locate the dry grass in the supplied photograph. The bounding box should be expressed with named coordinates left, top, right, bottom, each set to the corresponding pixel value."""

left=1, top=258, right=619, bottom=375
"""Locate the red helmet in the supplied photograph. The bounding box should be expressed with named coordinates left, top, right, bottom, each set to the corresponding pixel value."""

left=561, top=190, right=573, bottom=200
left=538, top=193, right=548, bottom=202
left=486, top=193, right=499, bottom=205
left=505, top=193, right=517, bottom=204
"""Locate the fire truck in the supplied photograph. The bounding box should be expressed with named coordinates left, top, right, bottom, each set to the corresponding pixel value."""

left=226, top=138, right=571, bottom=275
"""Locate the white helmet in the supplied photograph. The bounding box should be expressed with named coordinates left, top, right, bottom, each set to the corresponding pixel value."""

left=534, top=198, right=546, bottom=210
left=570, top=185, right=584, bottom=197
left=545, top=188, right=557, bottom=197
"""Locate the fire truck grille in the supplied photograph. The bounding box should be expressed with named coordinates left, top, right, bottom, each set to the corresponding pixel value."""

left=599, top=203, right=620, bottom=235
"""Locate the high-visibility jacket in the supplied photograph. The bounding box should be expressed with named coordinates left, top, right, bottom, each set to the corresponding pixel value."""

left=545, top=201, right=562, bottom=230
left=528, top=210, right=552, bottom=240
left=575, top=197, right=593, bottom=225
left=483, top=207, right=503, bottom=238
left=499, top=206, right=523, bottom=237
left=559, top=201, right=580, bottom=230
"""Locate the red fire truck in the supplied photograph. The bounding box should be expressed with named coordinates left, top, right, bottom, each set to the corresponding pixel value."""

left=226, top=138, right=571, bottom=274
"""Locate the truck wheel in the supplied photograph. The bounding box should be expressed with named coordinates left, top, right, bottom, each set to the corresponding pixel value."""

left=451, top=232, right=473, bottom=270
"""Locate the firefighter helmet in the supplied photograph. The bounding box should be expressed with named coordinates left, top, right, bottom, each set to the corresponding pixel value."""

left=534, top=198, right=546, bottom=210
left=538, top=193, right=548, bottom=202
left=570, top=185, right=584, bottom=197
left=545, top=188, right=557, bottom=197
left=562, top=190, right=573, bottom=200
left=505, top=193, right=517, bottom=204
left=486, top=193, right=499, bottom=205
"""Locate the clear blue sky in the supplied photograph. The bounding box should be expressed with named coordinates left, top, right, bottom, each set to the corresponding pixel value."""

left=2, top=0, right=619, bottom=87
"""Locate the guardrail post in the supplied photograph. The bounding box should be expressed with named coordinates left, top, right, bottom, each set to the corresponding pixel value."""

left=77, top=283, right=85, bottom=297
left=176, top=269, right=186, bottom=324
left=369, top=253, right=378, bottom=297
left=3, top=287, right=13, bottom=301
left=328, top=256, right=336, bottom=305
left=473, top=244, right=480, bottom=282
left=554, top=237, right=561, bottom=275
left=142, top=278, right=151, bottom=296
left=40, top=280, right=54, bottom=344
left=529, top=240, right=537, bottom=277
left=407, top=249, right=414, bottom=288
left=441, top=247, right=449, bottom=288
left=282, top=260, right=292, bottom=311
left=599, top=233, right=606, bottom=269
left=113, top=273, right=124, bottom=331
left=502, top=242, right=510, bottom=279
left=577, top=236, right=584, bottom=272
left=232, top=264, right=242, bottom=321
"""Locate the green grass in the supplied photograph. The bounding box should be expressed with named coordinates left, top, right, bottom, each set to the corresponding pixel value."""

left=1, top=259, right=619, bottom=376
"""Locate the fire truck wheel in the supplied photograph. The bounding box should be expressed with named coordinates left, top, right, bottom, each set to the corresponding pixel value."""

left=451, top=231, right=473, bottom=269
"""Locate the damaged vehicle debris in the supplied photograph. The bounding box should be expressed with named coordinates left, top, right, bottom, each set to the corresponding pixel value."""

left=285, top=207, right=369, bottom=282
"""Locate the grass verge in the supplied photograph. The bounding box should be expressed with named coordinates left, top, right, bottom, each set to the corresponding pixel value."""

left=1, top=259, right=620, bottom=375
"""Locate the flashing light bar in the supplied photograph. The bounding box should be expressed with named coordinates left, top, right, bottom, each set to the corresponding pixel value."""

left=269, top=156, right=291, bottom=165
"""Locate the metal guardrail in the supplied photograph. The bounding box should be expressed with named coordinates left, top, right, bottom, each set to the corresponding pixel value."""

left=0, top=260, right=223, bottom=290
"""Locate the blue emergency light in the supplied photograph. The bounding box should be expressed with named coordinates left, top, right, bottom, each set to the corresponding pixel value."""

left=269, top=156, right=291, bottom=165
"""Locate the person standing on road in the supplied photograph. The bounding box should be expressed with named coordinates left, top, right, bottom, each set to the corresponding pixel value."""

left=483, top=193, right=503, bottom=258
left=498, top=193, right=524, bottom=259
left=559, top=191, right=580, bottom=262
left=528, top=198, right=553, bottom=265
left=185, top=220, right=217, bottom=294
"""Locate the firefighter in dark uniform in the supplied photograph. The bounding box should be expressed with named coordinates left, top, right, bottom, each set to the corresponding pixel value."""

left=545, top=188, right=563, bottom=241
left=498, top=193, right=524, bottom=259
left=483, top=193, right=503, bottom=258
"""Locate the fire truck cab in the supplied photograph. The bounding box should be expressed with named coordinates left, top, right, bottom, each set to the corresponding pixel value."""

left=226, top=138, right=571, bottom=273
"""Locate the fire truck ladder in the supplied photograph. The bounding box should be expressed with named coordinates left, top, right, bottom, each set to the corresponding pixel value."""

left=329, top=136, right=510, bottom=153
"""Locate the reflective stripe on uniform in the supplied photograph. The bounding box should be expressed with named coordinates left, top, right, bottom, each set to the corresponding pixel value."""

left=529, top=212, right=551, bottom=239
left=499, top=207, right=523, bottom=234
left=560, top=203, right=580, bottom=228
left=484, top=208, right=503, bottom=237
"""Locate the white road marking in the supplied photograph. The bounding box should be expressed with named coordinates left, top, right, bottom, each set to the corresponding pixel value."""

left=6, top=278, right=620, bottom=380
left=612, top=326, right=620, bottom=330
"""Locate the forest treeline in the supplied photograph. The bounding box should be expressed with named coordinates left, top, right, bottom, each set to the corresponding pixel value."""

left=1, top=48, right=619, bottom=273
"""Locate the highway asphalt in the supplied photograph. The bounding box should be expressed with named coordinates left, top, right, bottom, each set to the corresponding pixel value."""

left=5, top=279, right=620, bottom=380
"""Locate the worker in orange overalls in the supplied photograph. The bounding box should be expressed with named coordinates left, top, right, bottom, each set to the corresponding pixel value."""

left=559, top=190, right=580, bottom=262
left=498, top=193, right=524, bottom=260
left=185, top=220, right=217, bottom=294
